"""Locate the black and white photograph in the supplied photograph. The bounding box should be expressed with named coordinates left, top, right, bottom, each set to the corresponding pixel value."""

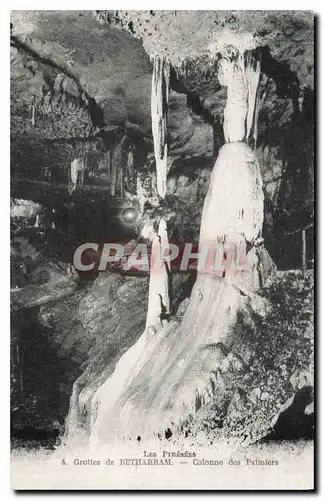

left=9, top=8, right=315, bottom=490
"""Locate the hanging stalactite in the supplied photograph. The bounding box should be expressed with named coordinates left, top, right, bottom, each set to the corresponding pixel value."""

left=106, top=150, right=111, bottom=183
left=220, top=56, right=248, bottom=143
left=110, top=148, right=117, bottom=197
left=120, top=163, right=124, bottom=199
left=110, top=136, right=128, bottom=198
left=31, top=97, right=36, bottom=127
left=151, top=56, right=170, bottom=199
left=126, top=147, right=135, bottom=191
left=245, top=52, right=261, bottom=141
left=34, top=213, right=40, bottom=228
left=68, top=158, right=85, bottom=196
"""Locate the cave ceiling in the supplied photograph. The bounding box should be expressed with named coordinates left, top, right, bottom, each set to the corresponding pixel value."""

left=10, top=10, right=314, bottom=176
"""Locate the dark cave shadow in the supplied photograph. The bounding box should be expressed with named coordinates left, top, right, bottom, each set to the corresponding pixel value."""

left=261, top=387, right=314, bottom=442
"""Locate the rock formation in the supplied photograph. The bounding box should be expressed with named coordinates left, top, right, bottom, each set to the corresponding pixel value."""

left=10, top=11, right=314, bottom=451
left=84, top=32, right=288, bottom=448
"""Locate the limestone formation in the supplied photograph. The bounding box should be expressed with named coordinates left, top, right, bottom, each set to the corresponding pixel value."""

left=69, top=158, right=85, bottom=195
left=10, top=11, right=313, bottom=455
left=85, top=44, right=268, bottom=446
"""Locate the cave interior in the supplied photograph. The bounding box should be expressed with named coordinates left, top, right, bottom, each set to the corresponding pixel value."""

left=10, top=10, right=314, bottom=449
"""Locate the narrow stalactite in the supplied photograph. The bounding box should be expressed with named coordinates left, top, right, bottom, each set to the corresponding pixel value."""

left=245, top=53, right=261, bottom=141
left=110, top=136, right=128, bottom=198
left=110, top=148, right=117, bottom=197
left=69, top=159, right=78, bottom=194
left=126, top=147, right=134, bottom=191
left=69, top=158, right=85, bottom=196
left=116, top=141, right=123, bottom=199
left=31, top=102, right=36, bottom=127
left=106, top=150, right=111, bottom=182
left=136, top=172, right=147, bottom=213
left=120, top=162, right=124, bottom=199
left=151, top=56, right=170, bottom=199
left=34, top=214, right=40, bottom=228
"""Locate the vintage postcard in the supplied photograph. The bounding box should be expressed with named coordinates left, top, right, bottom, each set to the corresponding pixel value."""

left=10, top=9, right=314, bottom=490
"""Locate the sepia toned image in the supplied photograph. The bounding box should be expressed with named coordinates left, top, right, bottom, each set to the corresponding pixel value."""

left=10, top=9, right=314, bottom=490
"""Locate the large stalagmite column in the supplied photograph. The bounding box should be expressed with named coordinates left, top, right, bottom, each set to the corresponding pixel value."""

left=95, top=47, right=267, bottom=441
left=77, top=40, right=268, bottom=449
left=199, top=49, right=263, bottom=291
